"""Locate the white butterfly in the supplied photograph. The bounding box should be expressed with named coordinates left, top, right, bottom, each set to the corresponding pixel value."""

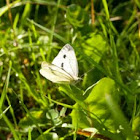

left=39, top=44, right=79, bottom=83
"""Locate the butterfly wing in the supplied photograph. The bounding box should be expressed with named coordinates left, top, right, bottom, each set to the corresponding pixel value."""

left=40, top=62, right=74, bottom=83
left=52, top=44, right=78, bottom=80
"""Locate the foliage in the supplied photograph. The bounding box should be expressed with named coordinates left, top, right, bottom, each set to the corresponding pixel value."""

left=0, top=0, right=140, bottom=139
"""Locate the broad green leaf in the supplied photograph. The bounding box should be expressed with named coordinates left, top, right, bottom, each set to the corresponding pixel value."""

left=71, top=78, right=135, bottom=139
left=71, top=78, right=123, bottom=140
left=71, top=78, right=117, bottom=129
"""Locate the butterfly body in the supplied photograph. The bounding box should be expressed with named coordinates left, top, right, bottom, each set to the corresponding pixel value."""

left=40, top=44, right=79, bottom=83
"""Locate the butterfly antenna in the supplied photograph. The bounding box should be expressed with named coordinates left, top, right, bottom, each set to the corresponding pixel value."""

left=80, top=66, right=95, bottom=79
left=74, top=66, right=95, bottom=85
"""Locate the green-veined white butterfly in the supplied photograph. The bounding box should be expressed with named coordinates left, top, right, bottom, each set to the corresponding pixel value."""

left=39, top=44, right=79, bottom=83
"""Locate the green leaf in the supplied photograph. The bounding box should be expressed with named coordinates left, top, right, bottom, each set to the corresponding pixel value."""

left=84, top=78, right=118, bottom=131
left=71, top=78, right=135, bottom=139
left=71, top=78, right=124, bottom=140
left=71, top=78, right=117, bottom=128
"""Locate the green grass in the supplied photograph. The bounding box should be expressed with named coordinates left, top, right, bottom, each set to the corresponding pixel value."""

left=0, top=0, right=140, bottom=139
